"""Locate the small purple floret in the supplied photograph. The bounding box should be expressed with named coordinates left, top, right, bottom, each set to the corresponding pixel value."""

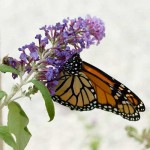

left=20, top=53, right=27, bottom=62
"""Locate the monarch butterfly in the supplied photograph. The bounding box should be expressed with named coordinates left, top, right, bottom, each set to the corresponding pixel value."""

left=52, top=54, right=145, bottom=121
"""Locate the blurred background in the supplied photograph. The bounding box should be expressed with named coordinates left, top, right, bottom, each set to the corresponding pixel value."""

left=0, top=0, right=150, bottom=149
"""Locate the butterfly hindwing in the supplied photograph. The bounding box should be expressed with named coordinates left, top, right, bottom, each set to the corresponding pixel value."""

left=52, top=71, right=98, bottom=111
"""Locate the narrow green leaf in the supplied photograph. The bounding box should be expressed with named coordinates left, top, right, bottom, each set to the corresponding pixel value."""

left=30, top=79, right=55, bottom=121
left=0, top=64, right=19, bottom=75
left=0, top=126, right=17, bottom=150
left=0, top=90, right=7, bottom=100
left=8, top=102, right=31, bottom=150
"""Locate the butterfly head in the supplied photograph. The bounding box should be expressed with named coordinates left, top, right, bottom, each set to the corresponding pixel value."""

left=63, top=54, right=82, bottom=75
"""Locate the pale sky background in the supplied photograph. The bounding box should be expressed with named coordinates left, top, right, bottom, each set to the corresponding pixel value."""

left=0, top=0, right=150, bottom=150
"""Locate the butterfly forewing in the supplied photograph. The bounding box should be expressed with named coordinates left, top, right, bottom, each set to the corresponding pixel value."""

left=83, top=61, right=145, bottom=121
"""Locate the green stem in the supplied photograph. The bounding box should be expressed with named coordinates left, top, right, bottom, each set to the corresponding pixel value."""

left=0, top=68, right=35, bottom=109
left=11, top=95, right=26, bottom=101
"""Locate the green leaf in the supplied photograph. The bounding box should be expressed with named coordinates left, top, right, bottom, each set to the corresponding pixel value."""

left=0, top=126, right=17, bottom=150
left=0, top=64, right=19, bottom=75
left=30, top=79, right=55, bottom=121
left=0, top=90, right=7, bottom=100
left=8, top=102, right=31, bottom=150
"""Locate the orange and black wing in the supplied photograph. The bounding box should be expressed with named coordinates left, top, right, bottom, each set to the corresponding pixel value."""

left=82, top=61, right=145, bottom=121
left=52, top=71, right=98, bottom=111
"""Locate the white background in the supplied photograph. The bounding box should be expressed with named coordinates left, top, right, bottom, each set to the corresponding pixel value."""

left=0, top=0, right=150, bottom=150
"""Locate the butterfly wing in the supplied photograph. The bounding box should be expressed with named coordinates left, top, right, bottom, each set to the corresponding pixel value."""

left=82, top=61, right=145, bottom=121
left=52, top=71, right=98, bottom=111
left=52, top=53, right=145, bottom=121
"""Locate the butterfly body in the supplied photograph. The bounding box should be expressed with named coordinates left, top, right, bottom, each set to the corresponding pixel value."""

left=52, top=54, right=145, bottom=121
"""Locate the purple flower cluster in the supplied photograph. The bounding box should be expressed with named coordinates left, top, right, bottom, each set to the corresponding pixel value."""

left=4, top=15, right=105, bottom=95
